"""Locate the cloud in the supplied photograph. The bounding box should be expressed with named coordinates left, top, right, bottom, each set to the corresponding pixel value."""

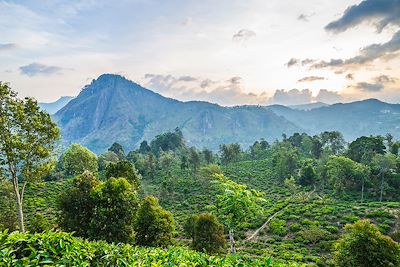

left=0, top=43, right=17, bottom=51
left=353, top=82, right=384, bottom=92
left=232, top=29, right=256, bottom=42
left=325, top=0, right=400, bottom=33
left=309, top=30, right=400, bottom=68
left=269, top=89, right=313, bottom=105
left=143, top=73, right=268, bottom=106
left=373, top=74, right=397, bottom=83
left=297, top=13, right=315, bottom=22
left=19, top=63, right=64, bottom=77
left=285, top=58, right=315, bottom=68
left=345, top=73, right=355, bottom=80
left=297, top=76, right=326, bottom=83
left=315, top=89, right=343, bottom=104
left=182, top=17, right=193, bottom=27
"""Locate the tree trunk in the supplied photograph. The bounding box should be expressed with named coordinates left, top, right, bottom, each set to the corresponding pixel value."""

left=12, top=175, right=25, bottom=232
left=379, top=172, right=384, bottom=202
left=361, top=177, right=364, bottom=203
left=229, top=229, right=236, bottom=254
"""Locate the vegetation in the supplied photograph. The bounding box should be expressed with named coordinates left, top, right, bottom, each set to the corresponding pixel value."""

left=333, top=220, right=400, bottom=267
left=1, top=83, right=400, bottom=266
left=0, top=83, right=60, bottom=232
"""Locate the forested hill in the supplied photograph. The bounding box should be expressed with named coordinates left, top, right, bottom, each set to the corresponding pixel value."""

left=55, top=74, right=300, bottom=153
left=267, top=99, right=400, bottom=141
left=55, top=74, right=400, bottom=154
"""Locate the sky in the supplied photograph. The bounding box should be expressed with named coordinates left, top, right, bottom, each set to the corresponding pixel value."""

left=0, top=0, right=399, bottom=106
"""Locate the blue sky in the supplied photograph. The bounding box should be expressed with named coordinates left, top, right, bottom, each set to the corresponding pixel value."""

left=1, top=0, right=399, bottom=105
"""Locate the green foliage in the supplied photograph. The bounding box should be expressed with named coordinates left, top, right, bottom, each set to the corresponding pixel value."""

left=97, top=151, right=119, bottom=171
left=135, top=195, right=175, bottom=247
left=326, top=156, right=369, bottom=193
left=0, top=83, right=60, bottom=232
left=150, top=128, right=184, bottom=155
left=90, top=177, right=138, bottom=243
left=105, top=160, right=141, bottom=189
left=0, top=230, right=274, bottom=266
left=60, top=144, right=98, bottom=176
left=0, top=180, right=17, bottom=231
left=333, top=220, right=400, bottom=267
left=108, top=142, right=125, bottom=160
left=348, top=136, right=386, bottom=163
left=269, top=220, right=288, bottom=236
left=219, top=143, right=242, bottom=165
left=298, top=226, right=328, bottom=245
left=59, top=173, right=138, bottom=243
left=59, top=171, right=100, bottom=238
left=271, top=143, right=299, bottom=181
left=185, top=213, right=226, bottom=253
left=299, top=160, right=317, bottom=186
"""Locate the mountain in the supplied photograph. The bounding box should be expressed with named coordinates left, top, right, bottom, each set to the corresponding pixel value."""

left=267, top=99, right=400, bottom=140
left=39, top=96, right=74, bottom=115
left=55, top=74, right=301, bottom=153
left=289, top=102, right=329, bottom=110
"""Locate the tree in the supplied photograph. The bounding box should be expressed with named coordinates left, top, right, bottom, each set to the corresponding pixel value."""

left=0, top=180, right=17, bottom=231
left=159, top=151, right=175, bottom=174
left=219, top=143, right=242, bottom=165
left=105, top=160, right=141, bottom=189
left=134, top=195, right=175, bottom=247
left=60, top=144, right=98, bottom=176
left=213, top=173, right=264, bottom=253
left=320, top=131, right=345, bottom=155
left=311, top=135, right=323, bottom=158
left=138, top=140, right=151, bottom=154
left=98, top=151, right=119, bottom=171
left=202, top=148, right=214, bottom=164
left=371, top=153, right=397, bottom=202
left=347, top=136, right=386, bottom=163
left=326, top=156, right=370, bottom=201
left=0, top=83, right=60, bottom=232
left=299, top=160, right=317, bottom=186
left=59, top=173, right=138, bottom=243
left=184, top=213, right=225, bottom=253
left=108, top=142, right=125, bottom=160
left=188, top=147, right=200, bottom=172
left=272, top=143, right=299, bottom=181
left=249, top=139, right=269, bottom=159
left=333, top=220, right=400, bottom=267
left=90, top=177, right=139, bottom=243
left=59, top=171, right=100, bottom=238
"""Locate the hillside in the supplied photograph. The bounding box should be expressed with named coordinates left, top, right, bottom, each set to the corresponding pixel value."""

left=55, top=74, right=300, bottom=153
left=267, top=99, right=400, bottom=140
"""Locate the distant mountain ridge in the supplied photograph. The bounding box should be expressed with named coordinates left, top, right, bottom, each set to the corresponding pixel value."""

left=55, top=74, right=300, bottom=153
left=267, top=98, right=400, bottom=141
left=39, top=96, right=74, bottom=114
left=54, top=74, right=400, bottom=154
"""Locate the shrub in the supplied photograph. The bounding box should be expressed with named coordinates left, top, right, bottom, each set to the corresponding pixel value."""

left=185, top=213, right=226, bottom=253
left=333, top=220, right=400, bottom=267
left=269, top=220, right=288, bottom=236
left=134, top=195, right=175, bottom=247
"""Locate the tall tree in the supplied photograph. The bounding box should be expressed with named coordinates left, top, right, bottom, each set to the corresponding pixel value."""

left=105, top=160, right=141, bottom=189
left=60, top=144, right=98, bottom=176
left=188, top=147, right=201, bottom=172
left=320, top=131, right=345, bottom=155
left=0, top=83, right=60, bottom=232
left=347, top=136, right=386, bottom=163
left=219, top=143, right=242, bottom=165
left=213, top=173, right=264, bottom=253
left=371, top=153, right=397, bottom=202
left=202, top=148, right=214, bottom=164
left=108, top=142, right=125, bottom=160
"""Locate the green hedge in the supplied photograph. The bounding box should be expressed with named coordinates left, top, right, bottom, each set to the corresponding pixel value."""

left=0, top=231, right=275, bottom=267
